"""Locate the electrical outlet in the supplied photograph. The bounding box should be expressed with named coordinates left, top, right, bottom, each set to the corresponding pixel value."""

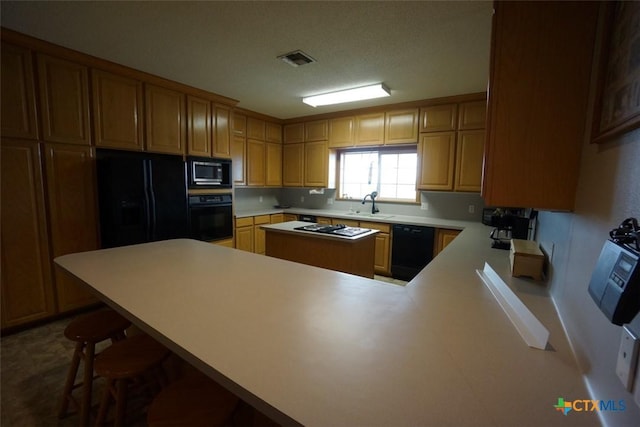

left=616, top=326, right=639, bottom=391
left=259, top=196, right=263, bottom=203
left=468, top=205, right=475, bottom=214
left=327, top=198, right=333, bottom=205
left=300, top=196, right=305, bottom=203
left=421, top=202, right=429, bottom=211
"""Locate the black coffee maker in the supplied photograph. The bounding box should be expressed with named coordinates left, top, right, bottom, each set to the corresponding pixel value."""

left=482, top=208, right=533, bottom=249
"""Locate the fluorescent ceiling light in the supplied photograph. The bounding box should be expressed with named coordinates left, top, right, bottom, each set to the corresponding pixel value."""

left=303, top=83, right=391, bottom=107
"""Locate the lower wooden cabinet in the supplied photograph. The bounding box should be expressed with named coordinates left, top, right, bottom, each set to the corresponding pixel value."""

left=434, top=229, right=461, bottom=257
left=253, top=215, right=271, bottom=255
left=234, top=217, right=254, bottom=252
left=360, top=221, right=391, bottom=276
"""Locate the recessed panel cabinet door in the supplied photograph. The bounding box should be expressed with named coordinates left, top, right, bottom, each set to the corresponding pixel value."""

left=92, top=69, right=144, bottom=151
left=282, top=143, right=304, bottom=187
left=145, top=84, right=186, bottom=155
left=266, top=142, right=282, bottom=187
left=417, top=132, right=455, bottom=190
left=213, top=104, right=231, bottom=158
left=44, top=143, right=99, bottom=312
left=187, top=95, right=212, bottom=157
left=1, top=140, right=56, bottom=329
left=1, top=43, right=38, bottom=140
left=231, top=134, right=246, bottom=185
left=454, top=130, right=485, bottom=192
left=246, top=139, right=266, bottom=186
left=37, top=54, right=91, bottom=145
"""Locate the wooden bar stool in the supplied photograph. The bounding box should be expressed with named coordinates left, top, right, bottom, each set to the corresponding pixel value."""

left=147, top=372, right=239, bottom=427
left=94, top=333, right=170, bottom=427
left=58, top=309, right=131, bottom=427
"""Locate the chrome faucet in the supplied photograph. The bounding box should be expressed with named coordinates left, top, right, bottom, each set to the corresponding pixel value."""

left=362, top=191, right=379, bottom=214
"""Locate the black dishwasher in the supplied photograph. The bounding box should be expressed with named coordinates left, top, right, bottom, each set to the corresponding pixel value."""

left=391, top=224, right=435, bottom=281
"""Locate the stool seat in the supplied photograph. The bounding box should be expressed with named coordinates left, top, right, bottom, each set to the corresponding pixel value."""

left=64, top=309, right=131, bottom=343
left=94, top=333, right=170, bottom=427
left=147, top=373, right=239, bottom=427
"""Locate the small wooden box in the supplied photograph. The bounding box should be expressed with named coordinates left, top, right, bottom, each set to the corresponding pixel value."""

left=510, top=239, right=544, bottom=280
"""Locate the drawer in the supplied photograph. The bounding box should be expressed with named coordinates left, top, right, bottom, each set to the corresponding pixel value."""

left=332, top=218, right=359, bottom=227
left=359, top=221, right=391, bottom=234
left=253, top=214, right=271, bottom=225
left=235, top=217, right=254, bottom=227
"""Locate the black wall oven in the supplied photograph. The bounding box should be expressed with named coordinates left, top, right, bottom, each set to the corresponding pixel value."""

left=188, top=193, right=233, bottom=242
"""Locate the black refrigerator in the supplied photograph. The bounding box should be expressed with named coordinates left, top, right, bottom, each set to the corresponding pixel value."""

left=96, top=149, right=189, bottom=248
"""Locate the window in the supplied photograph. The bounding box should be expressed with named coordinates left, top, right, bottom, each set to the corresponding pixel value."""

left=338, top=147, right=417, bottom=202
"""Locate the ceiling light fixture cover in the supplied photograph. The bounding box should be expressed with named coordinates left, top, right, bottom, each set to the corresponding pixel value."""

left=303, top=83, right=391, bottom=107
left=278, top=50, right=316, bottom=67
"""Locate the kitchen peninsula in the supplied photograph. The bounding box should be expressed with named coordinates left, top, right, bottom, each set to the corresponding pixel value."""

left=263, top=221, right=378, bottom=278
left=55, top=223, right=596, bottom=427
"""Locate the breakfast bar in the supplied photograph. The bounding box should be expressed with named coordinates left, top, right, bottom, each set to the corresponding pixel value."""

left=55, top=225, right=595, bottom=427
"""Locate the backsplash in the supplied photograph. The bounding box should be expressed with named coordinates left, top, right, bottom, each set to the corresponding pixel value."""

left=234, top=187, right=485, bottom=221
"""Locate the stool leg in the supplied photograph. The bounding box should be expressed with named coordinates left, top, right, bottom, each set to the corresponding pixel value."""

left=95, top=378, right=113, bottom=427
left=114, top=379, right=128, bottom=427
left=58, top=341, right=83, bottom=418
left=80, top=342, right=96, bottom=427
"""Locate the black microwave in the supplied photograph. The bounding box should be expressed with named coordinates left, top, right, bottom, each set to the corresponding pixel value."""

left=187, top=157, right=232, bottom=188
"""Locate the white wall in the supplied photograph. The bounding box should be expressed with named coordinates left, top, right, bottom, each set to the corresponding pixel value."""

left=537, top=128, right=640, bottom=426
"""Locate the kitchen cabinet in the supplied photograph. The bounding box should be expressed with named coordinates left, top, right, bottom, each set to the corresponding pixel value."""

left=282, top=143, right=304, bottom=187
left=247, top=117, right=266, bottom=141
left=283, top=123, right=305, bottom=143
left=454, top=130, right=485, bottom=192
left=483, top=1, right=599, bottom=210
left=37, top=54, right=91, bottom=145
left=246, top=139, right=266, bottom=186
left=316, top=217, right=332, bottom=225
left=358, top=221, right=391, bottom=276
left=266, top=122, right=282, bottom=143
left=44, top=143, right=99, bottom=312
left=1, top=140, right=56, bottom=329
left=283, top=213, right=297, bottom=222
left=212, top=238, right=234, bottom=248
left=266, top=142, right=283, bottom=187
left=92, top=69, right=144, bottom=151
left=270, top=213, right=285, bottom=224
left=384, top=109, right=419, bottom=145
left=328, top=116, right=355, bottom=148
left=213, top=104, right=231, bottom=158
left=233, top=113, right=247, bottom=136
left=434, top=228, right=460, bottom=257
left=304, top=140, right=335, bottom=188
left=253, top=215, right=271, bottom=254
left=1, top=43, right=38, bottom=140
left=458, top=101, right=486, bottom=130
left=331, top=219, right=359, bottom=227
left=234, top=217, right=254, bottom=252
left=355, top=113, right=385, bottom=146
left=145, top=84, right=186, bottom=155
left=187, top=95, right=212, bottom=157
left=417, top=132, right=456, bottom=190
left=304, top=120, right=328, bottom=142
left=231, top=134, right=246, bottom=186
left=419, top=104, right=457, bottom=133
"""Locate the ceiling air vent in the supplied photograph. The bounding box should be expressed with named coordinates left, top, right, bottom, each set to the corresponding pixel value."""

left=278, top=50, right=316, bottom=67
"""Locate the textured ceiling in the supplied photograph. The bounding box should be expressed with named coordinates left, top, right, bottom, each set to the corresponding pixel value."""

left=1, top=1, right=493, bottom=120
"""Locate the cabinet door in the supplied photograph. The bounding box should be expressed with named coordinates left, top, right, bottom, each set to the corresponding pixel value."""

left=385, top=109, right=419, bottom=145
left=233, top=113, right=247, bottom=136
left=247, top=117, right=266, bottom=141
left=246, top=139, right=266, bottom=186
left=235, top=226, right=254, bottom=252
left=1, top=43, right=38, bottom=140
left=284, top=123, right=305, bottom=143
left=92, top=70, right=144, bottom=151
left=265, top=122, right=282, bottom=143
left=305, top=120, right=328, bottom=142
left=187, top=96, right=211, bottom=157
left=434, top=229, right=461, bottom=256
left=417, top=132, right=455, bottom=190
left=355, top=113, right=385, bottom=146
left=373, top=233, right=391, bottom=275
left=304, top=140, right=328, bottom=187
left=328, top=116, right=355, bottom=148
left=145, top=84, right=186, bottom=155
left=213, top=105, right=231, bottom=157
left=37, top=54, right=91, bottom=145
left=266, top=142, right=282, bottom=187
left=231, top=134, right=246, bottom=186
left=282, top=143, right=304, bottom=187
left=419, top=104, right=457, bottom=133
left=1, top=140, right=56, bottom=328
left=454, top=130, right=485, bottom=192
left=484, top=1, right=598, bottom=210
left=44, top=143, right=99, bottom=312
left=458, top=101, right=487, bottom=130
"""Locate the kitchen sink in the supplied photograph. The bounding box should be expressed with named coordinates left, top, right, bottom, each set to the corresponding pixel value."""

left=345, top=212, right=394, bottom=219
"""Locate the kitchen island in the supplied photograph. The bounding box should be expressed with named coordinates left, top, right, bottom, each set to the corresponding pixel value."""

left=55, top=224, right=597, bottom=427
left=263, top=221, right=378, bottom=278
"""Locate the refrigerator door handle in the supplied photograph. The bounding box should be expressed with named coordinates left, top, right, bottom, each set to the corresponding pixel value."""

left=143, top=160, right=156, bottom=241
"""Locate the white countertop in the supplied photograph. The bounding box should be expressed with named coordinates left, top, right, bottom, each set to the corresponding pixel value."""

left=55, top=223, right=595, bottom=427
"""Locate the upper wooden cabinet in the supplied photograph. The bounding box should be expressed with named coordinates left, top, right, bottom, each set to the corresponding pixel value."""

left=304, top=120, right=328, bottom=142
left=304, top=140, right=335, bottom=188
left=92, top=70, right=144, bottom=151
left=417, top=132, right=456, bottom=191
left=233, top=113, right=247, bottom=136
left=328, top=116, right=355, bottom=148
left=458, top=101, right=487, bottom=131
left=355, top=113, right=385, bottom=146
left=1, top=140, right=56, bottom=329
left=44, top=143, right=98, bottom=312
left=284, top=123, right=305, bottom=144
left=266, top=142, right=282, bottom=187
left=213, top=104, right=231, bottom=157
left=187, top=95, right=212, bottom=157
left=246, top=138, right=266, bottom=186
left=282, top=143, right=304, bottom=187
left=454, top=130, right=485, bottom=192
left=231, top=134, right=246, bottom=186
left=265, top=122, right=282, bottom=143
left=37, top=54, right=91, bottom=145
left=419, top=104, right=457, bottom=133
left=145, top=84, right=186, bottom=155
left=247, top=117, right=266, bottom=141
left=384, top=109, right=419, bottom=144
left=483, top=1, right=599, bottom=210
left=1, top=43, right=38, bottom=140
